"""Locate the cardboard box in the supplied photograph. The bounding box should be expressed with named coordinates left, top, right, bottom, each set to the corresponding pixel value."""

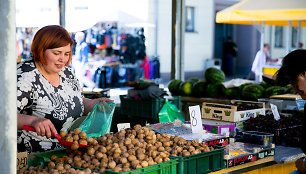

left=202, top=100, right=265, bottom=122
left=185, top=119, right=244, bottom=136
left=225, top=153, right=258, bottom=168
left=202, top=119, right=235, bottom=136
left=17, top=152, right=28, bottom=171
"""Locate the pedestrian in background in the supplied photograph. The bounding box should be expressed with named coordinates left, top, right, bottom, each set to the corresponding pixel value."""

left=251, top=43, right=270, bottom=83
left=222, top=36, right=238, bottom=76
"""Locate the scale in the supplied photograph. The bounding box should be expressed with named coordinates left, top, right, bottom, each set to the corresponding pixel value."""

left=270, top=94, right=306, bottom=110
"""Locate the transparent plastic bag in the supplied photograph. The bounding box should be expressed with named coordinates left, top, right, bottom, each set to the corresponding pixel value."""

left=158, top=100, right=185, bottom=123
left=79, top=100, right=115, bottom=137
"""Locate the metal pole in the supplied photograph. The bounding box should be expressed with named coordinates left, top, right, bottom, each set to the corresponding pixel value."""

left=260, top=21, right=265, bottom=51
left=287, top=21, right=291, bottom=53
left=179, top=0, right=185, bottom=81
left=59, top=0, right=66, bottom=27
left=175, top=0, right=185, bottom=81
left=296, top=20, right=301, bottom=49
left=0, top=0, right=17, bottom=173
left=171, top=0, right=176, bottom=80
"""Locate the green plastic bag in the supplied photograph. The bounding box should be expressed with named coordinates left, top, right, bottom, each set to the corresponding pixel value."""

left=79, top=100, right=115, bottom=137
left=158, top=100, right=185, bottom=123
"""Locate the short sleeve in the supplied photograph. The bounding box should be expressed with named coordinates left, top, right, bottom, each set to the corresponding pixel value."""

left=17, top=73, right=34, bottom=114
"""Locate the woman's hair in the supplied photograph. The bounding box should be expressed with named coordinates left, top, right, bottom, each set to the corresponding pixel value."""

left=275, top=49, right=306, bottom=86
left=31, top=25, right=74, bottom=65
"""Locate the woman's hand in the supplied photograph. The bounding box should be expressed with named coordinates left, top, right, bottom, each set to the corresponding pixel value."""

left=296, top=157, right=306, bottom=174
left=30, top=117, right=58, bottom=138
left=83, top=97, right=114, bottom=116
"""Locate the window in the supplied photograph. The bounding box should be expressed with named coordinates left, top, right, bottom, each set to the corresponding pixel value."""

left=185, top=7, right=195, bottom=32
left=274, top=26, right=283, bottom=48
left=291, top=27, right=297, bottom=48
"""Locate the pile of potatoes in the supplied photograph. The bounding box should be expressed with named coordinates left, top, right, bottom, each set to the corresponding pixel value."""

left=53, top=125, right=213, bottom=173
left=18, top=163, right=98, bottom=174
left=60, top=128, right=99, bottom=150
left=22, top=125, right=214, bottom=173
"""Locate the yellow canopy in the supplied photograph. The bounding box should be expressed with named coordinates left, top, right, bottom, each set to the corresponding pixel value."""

left=216, top=0, right=306, bottom=27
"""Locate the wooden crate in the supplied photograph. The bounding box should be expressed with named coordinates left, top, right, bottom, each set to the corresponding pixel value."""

left=201, top=100, right=265, bottom=122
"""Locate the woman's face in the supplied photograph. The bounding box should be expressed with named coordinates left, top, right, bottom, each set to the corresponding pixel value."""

left=293, top=72, right=306, bottom=100
left=43, top=44, right=71, bottom=74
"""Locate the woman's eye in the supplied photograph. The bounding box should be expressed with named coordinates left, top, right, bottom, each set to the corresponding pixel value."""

left=53, top=52, right=59, bottom=55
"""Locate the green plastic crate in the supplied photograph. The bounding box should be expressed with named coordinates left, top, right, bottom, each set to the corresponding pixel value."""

left=170, top=147, right=225, bottom=174
left=119, top=95, right=181, bottom=120
left=104, top=159, right=178, bottom=174
left=34, top=149, right=178, bottom=174
left=34, top=149, right=68, bottom=162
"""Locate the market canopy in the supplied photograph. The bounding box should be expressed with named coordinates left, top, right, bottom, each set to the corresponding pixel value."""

left=216, top=0, right=306, bottom=27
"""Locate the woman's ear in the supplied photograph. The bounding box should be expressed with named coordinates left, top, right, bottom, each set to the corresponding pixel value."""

left=302, top=71, right=306, bottom=80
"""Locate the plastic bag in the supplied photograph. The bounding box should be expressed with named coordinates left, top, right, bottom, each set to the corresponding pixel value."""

left=79, top=100, right=115, bottom=137
left=158, top=100, right=185, bottom=123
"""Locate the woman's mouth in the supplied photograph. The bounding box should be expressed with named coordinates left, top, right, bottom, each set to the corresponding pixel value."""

left=55, top=64, right=64, bottom=69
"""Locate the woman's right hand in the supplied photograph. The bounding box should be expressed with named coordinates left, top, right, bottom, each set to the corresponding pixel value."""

left=296, top=157, right=306, bottom=174
left=30, top=117, right=58, bottom=138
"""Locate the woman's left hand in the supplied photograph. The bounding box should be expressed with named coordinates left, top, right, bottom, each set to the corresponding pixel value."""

left=83, top=97, right=114, bottom=116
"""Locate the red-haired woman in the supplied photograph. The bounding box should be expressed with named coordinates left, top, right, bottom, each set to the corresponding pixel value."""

left=17, top=25, right=111, bottom=153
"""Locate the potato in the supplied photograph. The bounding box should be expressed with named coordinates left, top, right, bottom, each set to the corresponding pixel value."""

left=128, top=155, right=136, bottom=162
left=79, top=139, right=87, bottom=145
left=183, top=151, right=191, bottom=156
left=74, top=128, right=82, bottom=135
left=86, top=147, right=95, bottom=156
left=120, top=157, right=128, bottom=164
left=59, top=131, right=67, bottom=139
left=71, top=142, right=79, bottom=150
left=65, top=136, right=74, bottom=143
left=95, top=152, right=103, bottom=160
left=137, top=153, right=145, bottom=161
left=50, top=155, right=58, bottom=161
left=141, top=161, right=149, bottom=167
left=73, top=134, right=80, bottom=141
left=157, top=146, right=165, bottom=152
left=108, top=161, right=116, bottom=169
left=79, top=132, right=87, bottom=139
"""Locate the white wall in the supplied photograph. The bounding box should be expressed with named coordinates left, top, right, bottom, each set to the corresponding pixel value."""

left=154, top=0, right=215, bottom=73
left=184, top=0, right=214, bottom=72
left=156, top=0, right=172, bottom=73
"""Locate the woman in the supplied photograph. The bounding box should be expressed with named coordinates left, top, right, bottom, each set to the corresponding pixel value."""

left=275, top=49, right=306, bottom=173
left=17, top=25, right=111, bottom=153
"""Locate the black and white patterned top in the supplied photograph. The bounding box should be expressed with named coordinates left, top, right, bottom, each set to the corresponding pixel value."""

left=17, top=57, right=84, bottom=153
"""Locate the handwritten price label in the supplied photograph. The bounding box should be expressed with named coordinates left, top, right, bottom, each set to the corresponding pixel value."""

left=188, top=105, right=203, bottom=133
left=17, top=152, right=28, bottom=171
left=270, top=103, right=280, bottom=121
left=117, top=123, right=131, bottom=132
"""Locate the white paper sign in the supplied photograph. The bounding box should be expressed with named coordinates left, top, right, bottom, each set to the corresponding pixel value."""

left=188, top=105, right=203, bottom=133
left=117, top=123, right=131, bottom=132
left=221, top=127, right=230, bottom=136
left=270, top=103, right=280, bottom=121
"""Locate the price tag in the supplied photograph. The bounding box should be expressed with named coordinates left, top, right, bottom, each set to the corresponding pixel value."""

left=117, top=123, right=130, bottom=132
left=270, top=103, right=280, bottom=121
left=188, top=105, right=203, bottom=133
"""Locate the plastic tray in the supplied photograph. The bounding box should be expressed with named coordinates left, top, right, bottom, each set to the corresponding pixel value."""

left=104, top=159, right=178, bottom=174
left=242, top=131, right=274, bottom=147
left=119, top=95, right=181, bottom=120
left=170, top=147, right=225, bottom=174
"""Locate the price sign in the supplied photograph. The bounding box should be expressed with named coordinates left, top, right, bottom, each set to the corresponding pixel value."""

left=270, top=103, right=280, bottom=121
left=117, top=123, right=131, bottom=132
left=188, top=105, right=203, bottom=133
